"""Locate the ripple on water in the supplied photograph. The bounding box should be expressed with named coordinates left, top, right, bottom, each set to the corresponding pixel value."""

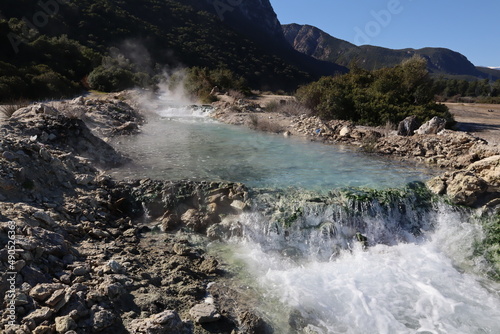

left=111, top=114, right=437, bottom=190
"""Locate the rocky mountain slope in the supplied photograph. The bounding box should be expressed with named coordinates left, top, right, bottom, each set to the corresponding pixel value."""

left=0, top=0, right=345, bottom=101
left=282, top=23, right=500, bottom=80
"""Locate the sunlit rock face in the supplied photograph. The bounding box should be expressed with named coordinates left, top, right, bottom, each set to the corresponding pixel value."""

left=200, top=0, right=286, bottom=44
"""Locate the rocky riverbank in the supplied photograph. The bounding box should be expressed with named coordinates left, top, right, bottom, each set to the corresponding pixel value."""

left=211, top=98, right=500, bottom=208
left=0, top=96, right=268, bottom=334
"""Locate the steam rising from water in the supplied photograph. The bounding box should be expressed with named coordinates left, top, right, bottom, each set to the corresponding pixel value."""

left=133, top=69, right=198, bottom=114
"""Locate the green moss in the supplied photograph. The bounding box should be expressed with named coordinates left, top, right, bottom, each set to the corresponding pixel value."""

left=282, top=207, right=303, bottom=228
left=478, top=212, right=500, bottom=281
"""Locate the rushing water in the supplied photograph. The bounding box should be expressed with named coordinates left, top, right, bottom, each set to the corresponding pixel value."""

left=221, top=201, right=500, bottom=334
left=112, top=105, right=500, bottom=334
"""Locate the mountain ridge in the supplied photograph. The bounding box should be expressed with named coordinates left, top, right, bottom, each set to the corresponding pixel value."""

left=282, top=23, right=499, bottom=81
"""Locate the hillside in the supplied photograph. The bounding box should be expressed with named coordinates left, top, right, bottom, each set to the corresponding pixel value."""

left=0, top=0, right=344, bottom=101
left=283, top=23, right=499, bottom=81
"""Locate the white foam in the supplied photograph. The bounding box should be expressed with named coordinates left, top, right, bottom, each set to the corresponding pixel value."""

left=155, top=105, right=209, bottom=118
left=231, top=209, right=500, bottom=334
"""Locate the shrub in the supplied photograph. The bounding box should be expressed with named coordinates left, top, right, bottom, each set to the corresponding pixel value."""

left=264, top=100, right=280, bottom=113
left=254, top=118, right=285, bottom=133
left=87, top=65, right=136, bottom=92
left=296, top=56, right=453, bottom=126
left=277, top=101, right=313, bottom=116
left=183, top=67, right=249, bottom=103
left=31, top=70, right=81, bottom=98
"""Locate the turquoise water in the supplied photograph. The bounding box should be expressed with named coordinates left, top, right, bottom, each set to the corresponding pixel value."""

left=111, top=108, right=435, bottom=190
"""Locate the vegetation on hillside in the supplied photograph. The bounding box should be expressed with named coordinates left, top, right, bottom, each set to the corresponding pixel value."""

left=0, top=0, right=315, bottom=102
left=296, top=56, right=453, bottom=126
left=433, top=77, right=500, bottom=103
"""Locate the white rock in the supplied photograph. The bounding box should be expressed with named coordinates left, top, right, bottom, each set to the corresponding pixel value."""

left=107, top=260, right=125, bottom=274
left=339, top=126, right=352, bottom=137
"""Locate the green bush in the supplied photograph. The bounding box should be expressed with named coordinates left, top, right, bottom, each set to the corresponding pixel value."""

left=182, top=67, right=249, bottom=103
left=87, top=65, right=136, bottom=92
left=296, top=56, right=453, bottom=126
left=31, top=67, right=81, bottom=98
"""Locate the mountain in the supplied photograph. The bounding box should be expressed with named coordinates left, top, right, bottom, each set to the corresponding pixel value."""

left=283, top=23, right=498, bottom=81
left=0, top=0, right=345, bottom=101
left=477, top=67, right=500, bottom=80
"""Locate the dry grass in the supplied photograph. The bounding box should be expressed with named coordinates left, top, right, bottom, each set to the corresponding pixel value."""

left=265, top=100, right=312, bottom=116
left=360, top=133, right=380, bottom=153
left=249, top=114, right=259, bottom=128
left=383, top=121, right=396, bottom=137
left=253, top=117, right=285, bottom=133
left=0, top=100, right=30, bottom=118
left=277, top=101, right=313, bottom=116
left=228, top=89, right=245, bottom=100
left=264, top=100, right=280, bottom=113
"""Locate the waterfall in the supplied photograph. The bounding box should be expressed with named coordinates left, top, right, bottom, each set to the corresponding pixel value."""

left=214, top=185, right=500, bottom=334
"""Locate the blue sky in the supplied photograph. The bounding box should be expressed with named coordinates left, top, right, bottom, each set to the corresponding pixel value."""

left=270, top=0, right=499, bottom=68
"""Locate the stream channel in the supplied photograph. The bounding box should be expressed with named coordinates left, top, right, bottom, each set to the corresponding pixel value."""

left=111, top=104, right=500, bottom=334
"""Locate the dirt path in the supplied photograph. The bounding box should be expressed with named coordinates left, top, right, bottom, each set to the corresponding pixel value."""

left=446, top=103, right=500, bottom=145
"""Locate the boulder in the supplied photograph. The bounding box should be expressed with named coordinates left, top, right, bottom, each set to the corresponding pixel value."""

left=339, top=126, right=352, bottom=137
left=129, top=310, right=184, bottom=333
left=466, top=155, right=500, bottom=192
left=55, top=315, right=76, bottom=333
left=189, top=303, right=221, bottom=324
left=29, top=283, right=65, bottom=302
left=416, top=116, right=447, bottom=135
left=23, top=307, right=53, bottom=325
left=428, top=155, right=500, bottom=207
left=426, top=177, right=447, bottom=195
left=446, top=172, right=488, bottom=206
left=397, top=116, right=420, bottom=136
left=92, top=309, right=116, bottom=331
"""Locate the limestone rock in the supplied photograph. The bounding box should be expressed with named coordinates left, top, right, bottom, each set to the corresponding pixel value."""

left=416, top=116, right=447, bottom=135
left=446, top=172, right=488, bottom=206
left=23, top=307, right=53, bottom=325
left=339, top=126, right=352, bottom=137
left=189, top=303, right=221, bottom=324
left=426, top=177, right=447, bottom=195
left=466, top=155, right=500, bottom=192
left=29, top=283, right=65, bottom=302
left=129, top=310, right=184, bottom=333
left=55, top=315, right=76, bottom=333
left=230, top=200, right=248, bottom=211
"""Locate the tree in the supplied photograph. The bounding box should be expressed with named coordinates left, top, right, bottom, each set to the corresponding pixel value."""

left=296, top=56, right=453, bottom=126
